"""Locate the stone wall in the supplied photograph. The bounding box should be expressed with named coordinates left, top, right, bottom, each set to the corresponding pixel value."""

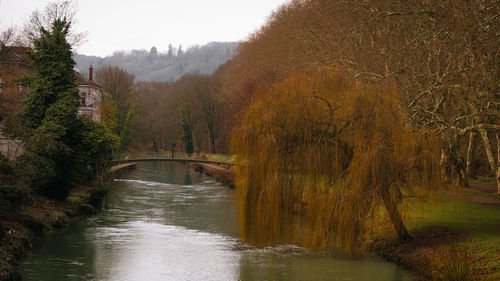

left=0, top=124, right=23, bottom=160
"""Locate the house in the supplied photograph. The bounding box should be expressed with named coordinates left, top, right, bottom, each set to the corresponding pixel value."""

left=0, top=45, right=32, bottom=160
left=0, top=44, right=102, bottom=120
left=0, top=43, right=101, bottom=160
left=76, top=65, right=101, bottom=122
left=0, top=45, right=32, bottom=117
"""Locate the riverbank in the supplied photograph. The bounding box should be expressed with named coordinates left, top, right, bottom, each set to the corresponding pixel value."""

left=189, top=162, right=235, bottom=188
left=0, top=185, right=107, bottom=280
left=0, top=164, right=135, bottom=281
left=371, top=189, right=500, bottom=281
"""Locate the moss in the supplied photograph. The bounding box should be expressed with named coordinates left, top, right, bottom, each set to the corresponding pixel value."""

left=66, top=195, right=80, bottom=202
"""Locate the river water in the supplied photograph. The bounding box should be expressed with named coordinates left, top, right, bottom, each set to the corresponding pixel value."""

left=22, top=162, right=413, bottom=281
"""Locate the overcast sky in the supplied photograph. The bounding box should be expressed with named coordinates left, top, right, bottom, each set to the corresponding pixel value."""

left=0, top=0, right=289, bottom=57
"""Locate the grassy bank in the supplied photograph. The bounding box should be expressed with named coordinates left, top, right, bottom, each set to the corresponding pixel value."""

left=189, top=162, right=235, bottom=188
left=374, top=189, right=500, bottom=281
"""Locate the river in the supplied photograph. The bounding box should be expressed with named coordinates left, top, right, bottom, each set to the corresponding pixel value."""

left=22, top=162, right=413, bottom=281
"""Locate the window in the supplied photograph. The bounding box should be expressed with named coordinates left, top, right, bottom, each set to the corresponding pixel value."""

left=80, top=93, right=86, bottom=106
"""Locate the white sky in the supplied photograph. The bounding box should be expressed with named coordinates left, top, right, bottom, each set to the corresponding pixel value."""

left=0, top=0, right=289, bottom=57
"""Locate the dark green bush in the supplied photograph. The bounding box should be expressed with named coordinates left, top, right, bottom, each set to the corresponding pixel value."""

left=69, top=117, right=119, bottom=184
left=0, top=154, right=29, bottom=210
left=0, top=184, right=30, bottom=211
left=15, top=151, right=56, bottom=196
left=0, top=153, right=14, bottom=183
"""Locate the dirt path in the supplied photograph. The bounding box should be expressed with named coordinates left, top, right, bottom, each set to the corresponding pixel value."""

left=460, top=183, right=500, bottom=208
left=469, top=183, right=497, bottom=193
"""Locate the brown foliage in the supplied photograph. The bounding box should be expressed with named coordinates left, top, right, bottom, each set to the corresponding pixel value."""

left=133, top=81, right=178, bottom=151
left=231, top=70, right=440, bottom=253
left=217, top=0, right=498, bottom=189
left=132, top=74, right=227, bottom=154
left=95, top=66, right=136, bottom=150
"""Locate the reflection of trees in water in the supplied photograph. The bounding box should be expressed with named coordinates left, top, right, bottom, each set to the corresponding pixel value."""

left=237, top=249, right=410, bottom=281
left=183, top=164, right=192, bottom=186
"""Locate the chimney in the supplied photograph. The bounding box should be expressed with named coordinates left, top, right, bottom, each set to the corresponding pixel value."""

left=89, top=65, right=93, bottom=81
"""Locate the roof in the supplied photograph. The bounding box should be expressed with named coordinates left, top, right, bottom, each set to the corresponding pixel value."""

left=1, top=44, right=99, bottom=87
left=0, top=45, right=32, bottom=65
left=75, top=72, right=99, bottom=87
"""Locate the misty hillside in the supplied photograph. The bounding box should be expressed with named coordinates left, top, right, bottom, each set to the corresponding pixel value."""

left=74, top=42, right=238, bottom=82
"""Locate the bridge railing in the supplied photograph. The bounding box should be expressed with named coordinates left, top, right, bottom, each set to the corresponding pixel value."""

left=113, top=152, right=235, bottom=165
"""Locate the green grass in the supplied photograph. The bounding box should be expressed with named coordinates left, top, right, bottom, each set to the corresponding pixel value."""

left=207, top=154, right=235, bottom=164
left=408, top=194, right=500, bottom=280
left=470, top=176, right=496, bottom=186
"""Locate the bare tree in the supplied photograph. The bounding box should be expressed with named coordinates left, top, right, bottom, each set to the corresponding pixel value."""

left=0, top=26, right=24, bottom=46
left=192, top=75, right=221, bottom=154
left=95, top=66, right=136, bottom=151
left=22, top=0, right=87, bottom=48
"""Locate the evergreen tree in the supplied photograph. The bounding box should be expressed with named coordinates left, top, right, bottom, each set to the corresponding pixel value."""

left=23, top=19, right=80, bottom=131
left=179, top=102, right=194, bottom=155
left=18, top=18, right=117, bottom=198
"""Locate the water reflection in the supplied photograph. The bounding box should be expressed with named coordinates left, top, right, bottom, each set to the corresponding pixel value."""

left=22, top=162, right=413, bottom=281
left=238, top=247, right=407, bottom=281
left=90, top=221, right=239, bottom=281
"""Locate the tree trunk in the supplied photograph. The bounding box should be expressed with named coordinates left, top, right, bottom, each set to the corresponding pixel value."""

left=150, top=121, right=158, bottom=153
left=455, top=148, right=467, bottom=187
left=466, top=130, right=475, bottom=178
left=478, top=128, right=495, bottom=174
left=440, top=149, right=450, bottom=183
left=496, top=132, right=499, bottom=195
left=211, top=133, right=216, bottom=154
left=456, top=163, right=467, bottom=187
left=478, top=128, right=499, bottom=194
left=382, top=189, right=411, bottom=242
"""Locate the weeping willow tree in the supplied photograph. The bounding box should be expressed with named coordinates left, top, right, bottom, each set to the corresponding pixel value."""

left=231, top=70, right=440, bottom=254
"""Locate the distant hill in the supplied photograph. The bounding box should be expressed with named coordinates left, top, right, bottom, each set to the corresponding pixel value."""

left=74, top=42, right=238, bottom=82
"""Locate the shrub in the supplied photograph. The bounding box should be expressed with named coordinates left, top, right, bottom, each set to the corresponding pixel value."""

left=0, top=184, right=30, bottom=211
left=0, top=153, right=14, bottom=184
left=70, top=117, right=119, bottom=184
left=430, top=246, right=472, bottom=281
left=15, top=151, right=56, bottom=196
left=0, top=154, right=30, bottom=210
